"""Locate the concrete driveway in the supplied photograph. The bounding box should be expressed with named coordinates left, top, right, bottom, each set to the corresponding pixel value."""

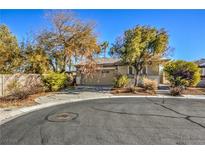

left=0, top=97, right=205, bottom=145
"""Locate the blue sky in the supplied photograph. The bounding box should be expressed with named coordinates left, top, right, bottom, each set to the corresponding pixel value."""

left=0, top=9, right=205, bottom=61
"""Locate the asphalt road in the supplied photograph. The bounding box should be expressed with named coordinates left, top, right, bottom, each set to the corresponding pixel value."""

left=1, top=97, right=205, bottom=145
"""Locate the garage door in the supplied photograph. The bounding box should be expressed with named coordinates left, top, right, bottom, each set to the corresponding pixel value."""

left=81, top=69, right=116, bottom=86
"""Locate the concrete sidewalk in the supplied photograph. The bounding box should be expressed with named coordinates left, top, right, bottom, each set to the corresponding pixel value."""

left=0, top=87, right=205, bottom=125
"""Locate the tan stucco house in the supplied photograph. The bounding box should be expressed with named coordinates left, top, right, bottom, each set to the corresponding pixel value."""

left=76, top=58, right=168, bottom=86
left=196, top=58, right=205, bottom=87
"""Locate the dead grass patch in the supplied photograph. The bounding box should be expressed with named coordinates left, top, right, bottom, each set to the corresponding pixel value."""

left=111, top=87, right=156, bottom=96
left=182, top=87, right=205, bottom=95
left=0, top=92, right=49, bottom=109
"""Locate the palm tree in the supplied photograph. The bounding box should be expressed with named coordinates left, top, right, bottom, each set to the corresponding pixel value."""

left=100, top=41, right=109, bottom=58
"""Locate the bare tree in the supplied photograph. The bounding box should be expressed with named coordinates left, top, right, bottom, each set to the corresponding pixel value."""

left=37, top=10, right=100, bottom=73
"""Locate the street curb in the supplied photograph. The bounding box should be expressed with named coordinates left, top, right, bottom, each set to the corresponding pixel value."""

left=112, top=95, right=205, bottom=100
left=0, top=96, right=111, bottom=125
left=0, top=94, right=205, bottom=125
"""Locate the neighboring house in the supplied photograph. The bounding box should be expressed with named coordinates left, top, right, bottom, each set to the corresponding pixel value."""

left=199, top=63, right=205, bottom=79
left=76, top=58, right=169, bottom=86
left=195, top=58, right=205, bottom=87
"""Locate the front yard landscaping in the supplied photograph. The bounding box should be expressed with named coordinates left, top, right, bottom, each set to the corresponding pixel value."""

left=111, top=85, right=205, bottom=96
left=1, top=86, right=204, bottom=109
left=111, top=87, right=156, bottom=95
left=0, top=72, right=69, bottom=109
left=0, top=92, right=48, bottom=108
left=182, top=87, right=205, bottom=95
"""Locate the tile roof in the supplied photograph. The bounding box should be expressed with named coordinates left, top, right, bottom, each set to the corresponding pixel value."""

left=94, top=58, right=121, bottom=65
left=200, top=63, right=205, bottom=67
left=76, top=57, right=171, bottom=67
left=195, top=58, right=205, bottom=67
left=77, top=58, right=121, bottom=66
left=195, top=58, right=205, bottom=65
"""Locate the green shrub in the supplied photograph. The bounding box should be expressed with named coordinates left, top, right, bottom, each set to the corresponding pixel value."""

left=114, top=75, right=129, bottom=88
left=164, top=60, right=201, bottom=87
left=142, top=77, right=158, bottom=94
left=42, top=72, right=67, bottom=92
left=164, top=60, right=201, bottom=96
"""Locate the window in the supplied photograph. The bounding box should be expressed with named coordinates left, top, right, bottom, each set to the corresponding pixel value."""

left=128, top=66, right=134, bottom=75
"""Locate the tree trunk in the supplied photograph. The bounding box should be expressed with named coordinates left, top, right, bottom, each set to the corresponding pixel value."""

left=68, top=58, right=72, bottom=72
left=61, top=56, right=66, bottom=73
left=134, top=71, right=139, bottom=87
left=134, top=64, right=143, bottom=87
left=50, top=60, right=56, bottom=72
left=134, top=60, right=145, bottom=86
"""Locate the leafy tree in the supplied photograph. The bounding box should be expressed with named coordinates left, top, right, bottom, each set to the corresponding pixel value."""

left=20, top=41, right=50, bottom=74
left=0, top=24, right=22, bottom=73
left=37, top=11, right=100, bottom=73
left=100, top=41, right=109, bottom=58
left=110, top=25, right=169, bottom=86
left=164, top=60, right=201, bottom=87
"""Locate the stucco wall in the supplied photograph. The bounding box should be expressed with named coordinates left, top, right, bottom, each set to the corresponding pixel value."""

left=198, top=79, right=205, bottom=88
left=0, top=74, right=44, bottom=97
left=0, top=75, right=3, bottom=96
left=118, top=64, right=160, bottom=76
left=118, top=65, right=128, bottom=75
left=201, top=68, right=205, bottom=76
left=147, top=64, right=159, bottom=75
left=78, top=64, right=161, bottom=86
